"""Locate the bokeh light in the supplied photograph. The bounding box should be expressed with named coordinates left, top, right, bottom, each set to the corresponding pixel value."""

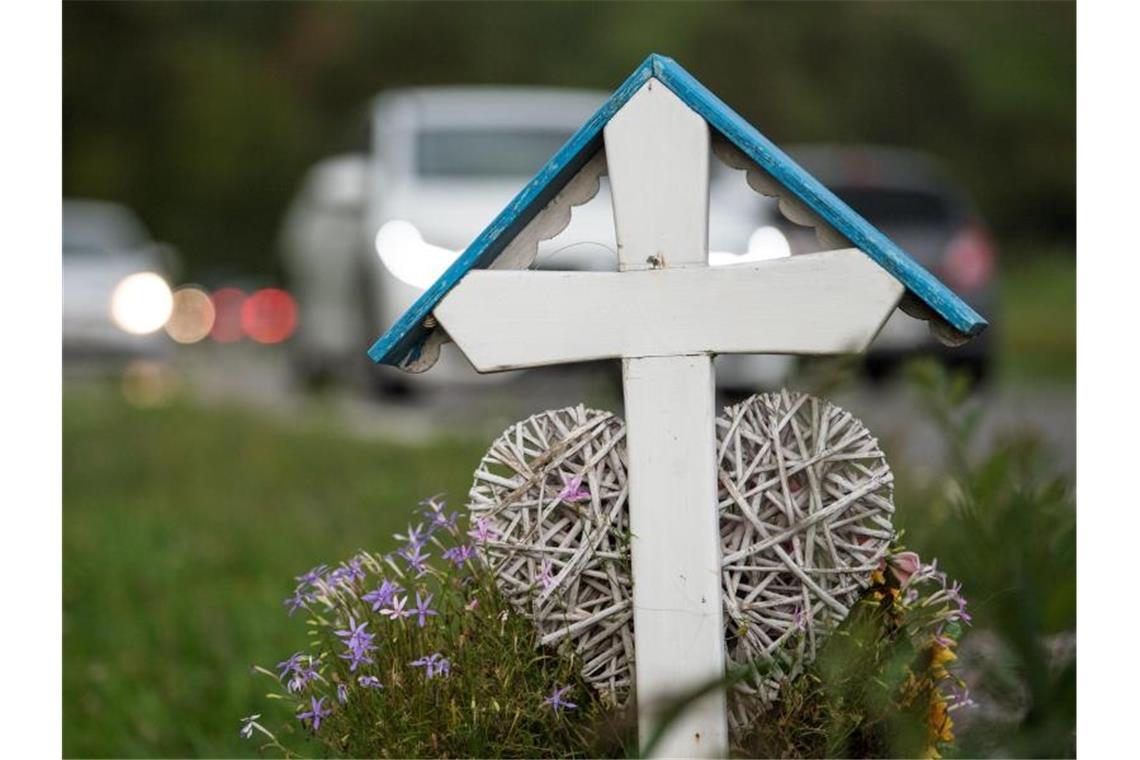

left=164, top=287, right=216, bottom=344
left=240, top=288, right=298, bottom=344
left=209, top=288, right=246, bottom=343
left=109, top=272, right=173, bottom=335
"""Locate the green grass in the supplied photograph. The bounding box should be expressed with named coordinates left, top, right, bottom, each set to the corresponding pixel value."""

left=63, top=386, right=486, bottom=758
left=63, top=363, right=1076, bottom=758
left=997, top=251, right=1075, bottom=383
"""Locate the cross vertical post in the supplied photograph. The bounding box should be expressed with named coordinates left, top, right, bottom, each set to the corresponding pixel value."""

left=604, top=79, right=728, bottom=757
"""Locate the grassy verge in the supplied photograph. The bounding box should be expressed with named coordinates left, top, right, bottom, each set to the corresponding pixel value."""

left=63, top=385, right=485, bottom=757
left=997, top=251, right=1075, bottom=384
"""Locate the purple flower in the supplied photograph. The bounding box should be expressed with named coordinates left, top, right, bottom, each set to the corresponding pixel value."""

left=328, top=558, right=366, bottom=589
left=422, top=497, right=460, bottom=532
left=948, top=683, right=977, bottom=711
left=442, top=544, right=476, bottom=567
left=410, top=652, right=451, bottom=679
left=538, top=559, right=556, bottom=591
left=792, top=604, right=807, bottom=631
left=239, top=714, right=260, bottom=739
left=358, top=675, right=384, bottom=689
left=544, top=684, right=577, bottom=712
left=336, top=683, right=348, bottom=704
left=362, top=579, right=402, bottom=611
left=326, top=567, right=350, bottom=588
left=411, top=592, right=439, bottom=627
left=276, top=652, right=305, bottom=679
left=335, top=616, right=377, bottom=671
left=468, top=516, right=498, bottom=543
left=395, top=523, right=429, bottom=549
left=295, top=564, right=328, bottom=588
left=283, top=588, right=311, bottom=616
left=398, top=542, right=431, bottom=576
left=286, top=657, right=324, bottom=693
left=381, top=594, right=409, bottom=621
left=297, top=695, right=332, bottom=732
left=557, top=473, right=590, bottom=503
left=948, top=581, right=972, bottom=625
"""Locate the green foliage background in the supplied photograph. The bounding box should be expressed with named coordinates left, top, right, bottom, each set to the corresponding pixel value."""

left=63, top=1, right=1074, bottom=281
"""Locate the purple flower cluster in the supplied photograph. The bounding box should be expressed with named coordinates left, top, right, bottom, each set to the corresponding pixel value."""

left=421, top=495, right=460, bottom=532
left=362, top=579, right=402, bottom=611
left=328, top=555, right=368, bottom=588
left=335, top=616, right=377, bottom=671
left=398, top=541, right=432, bottom=577
left=283, top=564, right=327, bottom=615
left=894, top=553, right=973, bottom=652
left=277, top=652, right=324, bottom=693
left=260, top=497, right=503, bottom=744
left=442, top=544, right=476, bottom=567
left=410, top=652, right=451, bottom=679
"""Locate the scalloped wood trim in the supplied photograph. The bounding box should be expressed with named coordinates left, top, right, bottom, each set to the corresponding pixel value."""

left=398, top=326, right=451, bottom=373
left=712, top=135, right=848, bottom=250
left=493, top=150, right=609, bottom=271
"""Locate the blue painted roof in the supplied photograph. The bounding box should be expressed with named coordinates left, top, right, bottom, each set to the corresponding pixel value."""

left=369, top=53, right=987, bottom=368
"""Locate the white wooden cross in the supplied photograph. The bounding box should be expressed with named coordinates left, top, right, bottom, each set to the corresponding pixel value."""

left=431, top=80, right=904, bottom=757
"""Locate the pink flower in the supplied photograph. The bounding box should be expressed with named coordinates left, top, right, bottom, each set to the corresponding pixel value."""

left=887, top=551, right=922, bottom=585
left=557, top=473, right=590, bottom=503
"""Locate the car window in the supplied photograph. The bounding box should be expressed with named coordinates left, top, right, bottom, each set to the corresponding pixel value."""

left=828, top=187, right=955, bottom=227
left=63, top=203, right=150, bottom=252
left=416, top=129, right=574, bottom=178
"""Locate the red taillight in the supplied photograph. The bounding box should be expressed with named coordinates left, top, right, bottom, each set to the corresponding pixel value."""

left=241, top=288, right=298, bottom=344
left=941, top=224, right=995, bottom=292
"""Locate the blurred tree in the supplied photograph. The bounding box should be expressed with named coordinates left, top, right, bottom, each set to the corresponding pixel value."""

left=63, top=1, right=1074, bottom=280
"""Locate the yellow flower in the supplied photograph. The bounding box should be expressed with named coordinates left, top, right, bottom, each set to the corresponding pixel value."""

left=927, top=691, right=955, bottom=746
left=930, top=643, right=957, bottom=680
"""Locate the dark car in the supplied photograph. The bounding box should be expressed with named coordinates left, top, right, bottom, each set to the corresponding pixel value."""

left=779, top=145, right=997, bottom=381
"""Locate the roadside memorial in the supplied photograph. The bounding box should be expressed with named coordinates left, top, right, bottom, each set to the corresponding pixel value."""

left=366, top=53, right=986, bottom=757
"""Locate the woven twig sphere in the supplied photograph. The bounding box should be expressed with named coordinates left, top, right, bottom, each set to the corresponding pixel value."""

left=467, top=393, right=895, bottom=728
left=467, top=405, right=635, bottom=699
left=717, top=391, right=894, bottom=733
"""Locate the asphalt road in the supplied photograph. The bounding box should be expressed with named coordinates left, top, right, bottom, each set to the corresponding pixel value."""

left=69, top=343, right=1076, bottom=477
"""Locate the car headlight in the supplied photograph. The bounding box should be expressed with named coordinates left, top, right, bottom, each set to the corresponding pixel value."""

left=110, top=272, right=173, bottom=335
left=709, top=225, right=791, bottom=267
left=375, top=220, right=460, bottom=290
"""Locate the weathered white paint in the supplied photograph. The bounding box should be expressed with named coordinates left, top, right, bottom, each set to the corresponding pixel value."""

left=433, top=250, right=904, bottom=372
left=604, top=79, right=709, bottom=271
left=620, top=354, right=726, bottom=757
left=606, top=78, right=727, bottom=758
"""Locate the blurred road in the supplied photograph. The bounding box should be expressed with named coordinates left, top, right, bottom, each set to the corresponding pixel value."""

left=73, top=344, right=1075, bottom=478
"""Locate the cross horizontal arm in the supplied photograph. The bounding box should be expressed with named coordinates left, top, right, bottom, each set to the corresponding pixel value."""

left=433, top=248, right=905, bottom=372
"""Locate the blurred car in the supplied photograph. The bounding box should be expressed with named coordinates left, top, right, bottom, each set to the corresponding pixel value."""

left=63, top=199, right=179, bottom=357
left=281, top=86, right=793, bottom=395
left=777, top=145, right=998, bottom=381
